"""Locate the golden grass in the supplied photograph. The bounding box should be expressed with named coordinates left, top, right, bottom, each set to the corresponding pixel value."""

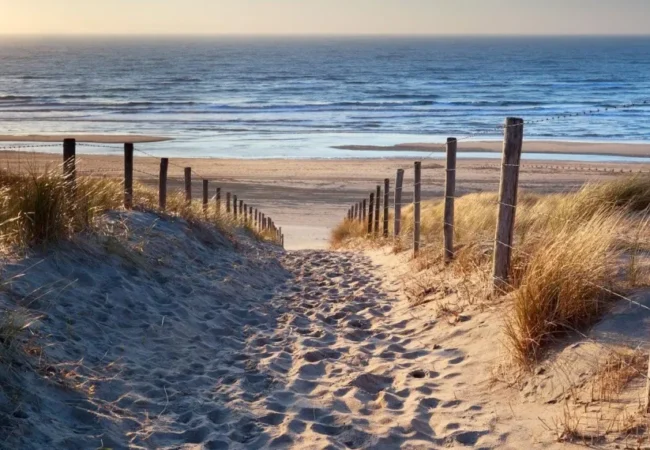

left=331, top=176, right=650, bottom=367
left=0, top=167, right=277, bottom=251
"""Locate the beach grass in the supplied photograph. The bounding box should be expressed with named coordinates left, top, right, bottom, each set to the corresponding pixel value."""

left=331, top=176, right=650, bottom=366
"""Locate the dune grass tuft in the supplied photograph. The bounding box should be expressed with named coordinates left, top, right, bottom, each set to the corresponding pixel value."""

left=331, top=176, right=650, bottom=367
left=0, top=167, right=277, bottom=251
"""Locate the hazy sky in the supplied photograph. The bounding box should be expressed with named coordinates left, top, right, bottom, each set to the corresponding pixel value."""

left=2, top=0, right=650, bottom=36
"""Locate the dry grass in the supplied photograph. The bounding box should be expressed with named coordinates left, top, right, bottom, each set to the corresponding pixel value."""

left=331, top=176, right=650, bottom=367
left=0, top=167, right=277, bottom=251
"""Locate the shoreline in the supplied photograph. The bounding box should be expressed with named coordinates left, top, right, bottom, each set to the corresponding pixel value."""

left=0, top=134, right=172, bottom=143
left=333, top=140, right=650, bottom=158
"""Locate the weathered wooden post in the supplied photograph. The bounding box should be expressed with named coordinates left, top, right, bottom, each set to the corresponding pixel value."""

left=414, top=161, right=422, bottom=257
left=233, top=195, right=238, bottom=219
left=216, top=187, right=221, bottom=213
left=63, top=138, right=76, bottom=192
left=124, top=143, right=134, bottom=209
left=362, top=199, right=367, bottom=223
left=444, top=138, right=457, bottom=263
left=383, top=178, right=389, bottom=237
left=239, top=200, right=244, bottom=222
left=159, top=158, right=168, bottom=210
left=493, top=118, right=524, bottom=292
left=244, top=203, right=248, bottom=223
left=354, top=203, right=359, bottom=221
left=226, top=192, right=232, bottom=214
left=368, top=193, right=374, bottom=235
left=249, top=206, right=253, bottom=226
left=255, top=209, right=259, bottom=228
left=394, top=169, right=404, bottom=237
left=374, top=185, right=381, bottom=235
left=184, top=167, right=192, bottom=204
left=202, top=179, right=209, bottom=213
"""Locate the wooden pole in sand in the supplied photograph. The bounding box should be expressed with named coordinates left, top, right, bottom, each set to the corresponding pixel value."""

left=124, top=143, right=134, bottom=209
left=493, top=118, right=524, bottom=292
left=249, top=206, right=253, bottom=226
left=394, top=169, right=404, bottom=237
left=362, top=199, right=367, bottom=223
left=244, top=203, right=248, bottom=223
left=374, top=185, right=381, bottom=235
left=239, top=200, right=244, bottom=222
left=368, top=193, right=374, bottom=235
left=184, top=167, right=192, bottom=204
left=63, top=138, right=76, bottom=193
left=159, top=158, right=168, bottom=210
left=233, top=195, right=238, bottom=219
left=414, top=161, right=422, bottom=257
left=255, top=209, right=259, bottom=228
left=354, top=203, right=359, bottom=221
left=226, top=192, right=231, bottom=214
left=216, top=187, right=221, bottom=213
left=444, top=138, right=457, bottom=263
left=202, top=180, right=209, bottom=213
left=383, top=178, right=389, bottom=237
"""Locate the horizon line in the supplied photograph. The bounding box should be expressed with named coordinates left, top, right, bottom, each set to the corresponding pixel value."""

left=1, top=33, right=650, bottom=38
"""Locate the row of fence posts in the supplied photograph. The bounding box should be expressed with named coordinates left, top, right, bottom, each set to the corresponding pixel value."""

left=344, top=117, right=524, bottom=293
left=61, top=138, right=284, bottom=247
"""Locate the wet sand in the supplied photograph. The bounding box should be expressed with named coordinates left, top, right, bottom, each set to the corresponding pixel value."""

left=335, top=140, right=650, bottom=158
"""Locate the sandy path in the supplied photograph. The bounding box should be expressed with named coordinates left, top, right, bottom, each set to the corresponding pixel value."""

left=218, top=250, right=496, bottom=449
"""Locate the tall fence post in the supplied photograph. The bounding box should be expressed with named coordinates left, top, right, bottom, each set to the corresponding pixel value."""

left=63, top=138, right=76, bottom=193
left=216, top=187, right=221, bottom=213
left=374, top=185, right=381, bottom=235
left=244, top=203, right=248, bottom=223
left=444, top=138, right=457, bottom=263
left=233, top=195, right=238, bottom=219
left=159, top=158, right=168, bottom=210
left=239, top=200, right=244, bottom=222
left=492, top=118, right=524, bottom=292
left=184, top=167, right=192, bottom=204
left=413, top=161, right=422, bottom=257
left=202, top=180, right=209, bottom=213
left=383, top=178, right=389, bottom=237
left=394, top=169, right=404, bottom=238
left=255, top=209, right=259, bottom=228
left=124, top=143, right=134, bottom=209
left=362, top=199, right=367, bottom=223
left=368, top=193, right=374, bottom=235
left=226, top=192, right=232, bottom=214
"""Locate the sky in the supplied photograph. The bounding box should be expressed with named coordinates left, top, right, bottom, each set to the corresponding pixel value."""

left=1, top=0, right=650, bottom=36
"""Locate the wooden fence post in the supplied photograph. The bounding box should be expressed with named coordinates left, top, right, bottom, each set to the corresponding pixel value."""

left=368, top=193, right=374, bottom=235
left=216, top=187, right=221, bottom=213
left=362, top=199, right=367, bottom=223
left=63, top=138, right=76, bottom=192
left=233, top=195, right=238, bottom=219
left=493, top=118, right=524, bottom=292
left=374, top=185, right=381, bottom=235
left=124, top=143, right=134, bottom=209
left=414, top=161, right=422, bottom=257
left=394, top=169, right=404, bottom=237
left=255, top=209, right=259, bottom=228
left=184, top=167, right=192, bottom=204
left=249, top=206, right=253, bottom=226
left=383, top=178, right=389, bottom=237
left=159, top=158, right=168, bottom=210
left=226, top=192, right=231, bottom=214
left=244, top=203, right=248, bottom=223
left=444, top=138, right=457, bottom=263
left=202, top=179, right=209, bottom=213
left=239, top=200, right=244, bottom=222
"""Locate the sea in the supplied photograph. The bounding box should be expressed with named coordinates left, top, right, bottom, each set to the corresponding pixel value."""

left=0, top=36, right=649, bottom=160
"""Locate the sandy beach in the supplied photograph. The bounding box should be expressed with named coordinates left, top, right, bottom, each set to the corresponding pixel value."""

left=335, top=140, right=650, bottom=158
left=2, top=149, right=649, bottom=250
